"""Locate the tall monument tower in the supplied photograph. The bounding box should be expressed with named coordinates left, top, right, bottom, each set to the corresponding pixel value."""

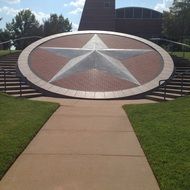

left=79, top=0, right=116, bottom=31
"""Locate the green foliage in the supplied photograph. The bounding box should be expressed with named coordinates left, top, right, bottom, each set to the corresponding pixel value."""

left=4, top=10, right=72, bottom=50
left=0, top=50, right=20, bottom=57
left=43, top=14, right=72, bottom=37
left=123, top=97, right=190, bottom=190
left=171, top=51, right=190, bottom=60
left=163, top=0, right=190, bottom=42
left=0, top=93, right=59, bottom=179
left=0, top=29, right=11, bottom=50
left=6, top=9, right=43, bottom=50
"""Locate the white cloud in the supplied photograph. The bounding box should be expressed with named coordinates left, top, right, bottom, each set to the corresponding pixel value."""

left=70, top=0, right=85, bottom=8
left=0, top=0, right=21, bottom=4
left=31, top=11, right=49, bottom=23
left=69, top=7, right=83, bottom=15
left=72, top=23, right=79, bottom=31
left=0, top=6, right=49, bottom=23
left=66, top=0, right=85, bottom=15
left=0, top=6, right=19, bottom=16
left=154, top=0, right=174, bottom=12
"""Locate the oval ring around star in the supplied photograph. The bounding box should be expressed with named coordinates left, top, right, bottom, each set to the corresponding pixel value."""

left=18, top=31, right=174, bottom=99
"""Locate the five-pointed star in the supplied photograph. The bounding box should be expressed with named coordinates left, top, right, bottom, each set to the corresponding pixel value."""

left=41, top=34, right=152, bottom=85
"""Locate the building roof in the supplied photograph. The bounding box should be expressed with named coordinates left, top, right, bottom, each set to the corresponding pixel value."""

left=116, top=7, right=162, bottom=19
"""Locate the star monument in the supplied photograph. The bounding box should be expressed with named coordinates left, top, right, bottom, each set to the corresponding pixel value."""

left=41, top=34, right=152, bottom=85
left=19, top=31, right=173, bottom=99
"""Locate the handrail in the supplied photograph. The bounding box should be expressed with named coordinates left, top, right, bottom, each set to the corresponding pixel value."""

left=159, top=69, right=190, bottom=100
left=150, top=38, right=190, bottom=48
left=0, top=68, right=27, bottom=97
left=0, top=36, right=43, bottom=45
left=175, top=70, right=190, bottom=96
left=0, top=68, right=6, bottom=92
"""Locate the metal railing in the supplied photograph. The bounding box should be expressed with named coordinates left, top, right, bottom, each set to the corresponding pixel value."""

left=0, top=36, right=43, bottom=52
left=0, top=36, right=42, bottom=46
left=159, top=69, right=190, bottom=100
left=0, top=68, right=27, bottom=97
left=150, top=38, right=190, bottom=60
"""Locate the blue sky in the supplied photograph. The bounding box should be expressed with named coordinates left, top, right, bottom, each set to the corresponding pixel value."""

left=0, top=0, right=173, bottom=30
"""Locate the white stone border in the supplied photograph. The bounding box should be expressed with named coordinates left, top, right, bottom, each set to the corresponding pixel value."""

left=18, top=30, right=174, bottom=99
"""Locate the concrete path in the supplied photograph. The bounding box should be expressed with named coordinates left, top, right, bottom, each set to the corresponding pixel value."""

left=0, top=98, right=160, bottom=190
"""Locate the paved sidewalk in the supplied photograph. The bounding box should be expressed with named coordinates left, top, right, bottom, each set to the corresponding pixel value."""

left=0, top=98, right=160, bottom=190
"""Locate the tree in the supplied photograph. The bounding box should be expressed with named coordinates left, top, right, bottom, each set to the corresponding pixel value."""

left=43, top=14, right=72, bottom=37
left=6, top=9, right=43, bottom=50
left=0, top=18, right=11, bottom=50
left=163, top=0, right=190, bottom=42
left=0, top=30, right=11, bottom=50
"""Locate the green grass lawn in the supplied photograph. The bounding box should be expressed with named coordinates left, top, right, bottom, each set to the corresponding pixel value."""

left=0, top=50, right=21, bottom=57
left=171, top=51, right=190, bottom=60
left=123, top=97, right=190, bottom=190
left=0, top=94, right=59, bottom=179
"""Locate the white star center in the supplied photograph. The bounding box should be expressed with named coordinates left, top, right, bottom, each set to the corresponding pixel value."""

left=41, top=34, right=152, bottom=85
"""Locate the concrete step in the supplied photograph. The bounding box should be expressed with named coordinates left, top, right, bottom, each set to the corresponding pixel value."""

left=0, top=78, right=21, bottom=82
left=150, top=91, right=182, bottom=99
left=164, top=85, right=190, bottom=90
left=171, top=77, right=190, bottom=83
left=0, top=58, right=18, bottom=61
left=12, top=92, right=42, bottom=98
left=0, top=65, right=16, bottom=71
left=0, top=60, right=17, bottom=64
left=0, top=82, right=25, bottom=86
left=6, top=89, right=38, bottom=95
left=174, top=74, right=190, bottom=79
left=0, top=85, right=31, bottom=91
left=0, top=58, right=18, bottom=64
left=175, top=70, right=190, bottom=74
left=158, top=88, right=190, bottom=94
left=0, top=69, right=16, bottom=72
left=0, top=64, right=16, bottom=67
left=0, top=74, right=17, bottom=78
left=168, top=81, right=190, bottom=86
left=145, top=94, right=174, bottom=101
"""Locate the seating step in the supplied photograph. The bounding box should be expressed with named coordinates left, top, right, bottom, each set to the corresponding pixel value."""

left=6, top=89, right=38, bottom=95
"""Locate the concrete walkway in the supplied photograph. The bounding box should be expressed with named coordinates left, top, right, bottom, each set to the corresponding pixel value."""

left=0, top=98, right=160, bottom=190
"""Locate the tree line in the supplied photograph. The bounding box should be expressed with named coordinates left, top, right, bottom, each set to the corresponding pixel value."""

left=0, top=0, right=190, bottom=50
left=162, top=0, right=190, bottom=43
left=0, top=10, right=72, bottom=50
